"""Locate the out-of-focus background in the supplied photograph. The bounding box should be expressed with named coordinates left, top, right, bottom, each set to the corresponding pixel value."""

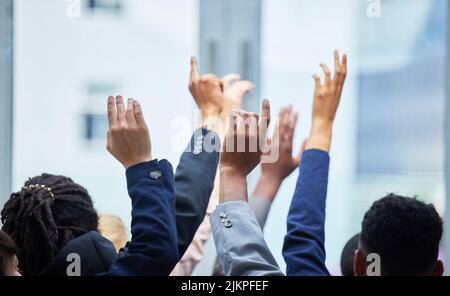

left=0, top=0, right=449, bottom=275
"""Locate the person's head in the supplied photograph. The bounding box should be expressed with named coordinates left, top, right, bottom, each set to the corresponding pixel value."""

left=0, top=231, right=21, bottom=276
left=340, top=233, right=360, bottom=276
left=98, top=214, right=129, bottom=252
left=355, top=194, right=443, bottom=276
left=1, top=174, right=99, bottom=276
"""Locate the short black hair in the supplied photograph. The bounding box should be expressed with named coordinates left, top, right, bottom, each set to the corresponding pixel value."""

left=1, top=174, right=98, bottom=276
left=340, top=233, right=359, bottom=276
left=360, top=194, right=442, bottom=276
left=0, top=230, right=18, bottom=276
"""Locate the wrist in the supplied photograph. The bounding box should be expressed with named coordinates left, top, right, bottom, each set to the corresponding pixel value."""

left=260, top=173, right=283, bottom=188
left=124, top=156, right=152, bottom=170
left=253, top=174, right=282, bottom=202
left=311, top=120, right=333, bottom=134
left=219, top=167, right=248, bottom=203
left=307, top=124, right=332, bottom=152
left=199, top=109, right=222, bottom=132
left=201, top=108, right=221, bottom=120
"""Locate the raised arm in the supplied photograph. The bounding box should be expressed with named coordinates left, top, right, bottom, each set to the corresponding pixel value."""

left=251, top=106, right=305, bottom=227
left=283, top=51, right=347, bottom=276
left=211, top=100, right=283, bottom=276
left=172, top=65, right=253, bottom=275
left=104, top=96, right=178, bottom=276
left=175, top=57, right=242, bottom=258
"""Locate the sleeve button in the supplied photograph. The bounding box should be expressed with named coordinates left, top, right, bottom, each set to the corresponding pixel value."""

left=149, top=170, right=162, bottom=180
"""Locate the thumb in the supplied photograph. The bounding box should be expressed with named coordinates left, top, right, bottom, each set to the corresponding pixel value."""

left=293, top=138, right=307, bottom=166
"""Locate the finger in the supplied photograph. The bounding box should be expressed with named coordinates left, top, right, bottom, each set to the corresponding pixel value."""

left=126, top=98, right=137, bottom=127
left=283, top=105, right=292, bottom=127
left=248, top=113, right=259, bottom=152
left=231, top=81, right=254, bottom=95
left=320, top=63, right=331, bottom=83
left=273, top=107, right=286, bottom=138
left=190, top=57, right=200, bottom=84
left=200, top=73, right=218, bottom=82
left=290, top=112, right=299, bottom=131
left=261, top=99, right=271, bottom=125
left=288, top=112, right=299, bottom=141
left=236, top=112, right=246, bottom=152
left=342, top=54, right=347, bottom=72
left=228, top=109, right=239, bottom=138
left=247, top=112, right=259, bottom=132
left=336, top=54, right=348, bottom=97
left=107, top=96, right=117, bottom=128
left=115, top=95, right=126, bottom=124
left=334, top=50, right=340, bottom=71
left=134, top=100, right=147, bottom=127
left=259, top=99, right=271, bottom=145
left=313, top=74, right=321, bottom=89
left=222, top=73, right=241, bottom=90
left=341, top=54, right=348, bottom=81
left=280, top=106, right=291, bottom=139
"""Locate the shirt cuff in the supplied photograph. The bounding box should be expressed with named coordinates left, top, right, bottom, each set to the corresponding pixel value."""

left=125, top=159, right=173, bottom=188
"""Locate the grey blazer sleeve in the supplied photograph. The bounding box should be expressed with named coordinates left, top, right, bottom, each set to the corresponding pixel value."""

left=211, top=201, right=284, bottom=276
left=175, top=128, right=220, bottom=258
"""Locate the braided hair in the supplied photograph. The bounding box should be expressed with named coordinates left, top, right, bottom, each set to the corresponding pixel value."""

left=1, top=174, right=99, bottom=276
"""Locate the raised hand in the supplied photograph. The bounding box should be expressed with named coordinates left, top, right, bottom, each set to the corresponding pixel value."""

left=308, top=50, right=347, bottom=152
left=219, top=99, right=271, bottom=203
left=106, top=96, right=152, bottom=169
left=253, top=106, right=306, bottom=201
left=221, top=74, right=254, bottom=115
left=189, top=57, right=224, bottom=119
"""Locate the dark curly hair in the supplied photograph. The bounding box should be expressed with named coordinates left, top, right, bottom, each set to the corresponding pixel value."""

left=1, top=174, right=99, bottom=276
left=360, top=194, right=442, bottom=276
left=340, top=233, right=360, bottom=276
left=0, top=230, right=18, bottom=276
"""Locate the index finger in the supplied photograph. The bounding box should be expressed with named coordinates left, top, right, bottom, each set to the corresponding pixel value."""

left=190, top=57, right=200, bottom=83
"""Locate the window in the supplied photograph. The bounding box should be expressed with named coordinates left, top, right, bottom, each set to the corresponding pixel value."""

left=357, top=0, right=446, bottom=174
left=82, top=83, right=117, bottom=142
left=86, top=0, right=123, bottom=15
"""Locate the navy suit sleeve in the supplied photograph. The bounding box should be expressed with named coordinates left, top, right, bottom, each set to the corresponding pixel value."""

left=105, top=159, right=178, bottom=276
left=282, top=149, right=331, bottom=276
left=175, top=128, right=220, bottom=257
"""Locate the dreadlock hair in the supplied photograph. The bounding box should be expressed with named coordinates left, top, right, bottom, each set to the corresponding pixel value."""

left=0, top=230, right=18, bottom=276
left=1, top=174, right=99, bottom=276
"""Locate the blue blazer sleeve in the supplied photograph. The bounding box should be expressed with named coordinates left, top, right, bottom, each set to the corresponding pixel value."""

left=105, top=159, right=178, bottom=276
left=282, top=149, right=331, bottom=276
left=175, top=128, right=220, bottom=257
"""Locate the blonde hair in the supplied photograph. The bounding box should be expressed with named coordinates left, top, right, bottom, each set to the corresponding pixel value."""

left=98, top=214, right=130, bottom=252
